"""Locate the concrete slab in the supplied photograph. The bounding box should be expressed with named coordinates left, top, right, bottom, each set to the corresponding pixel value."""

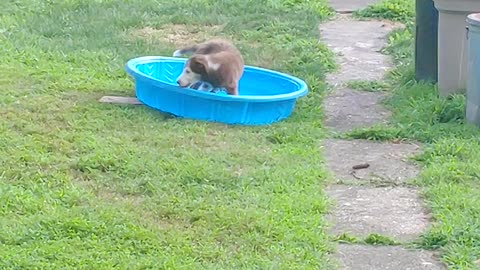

left=319, top=9, right=444, bottom=270
left=322, top=139, right=421, bottom=185
left=323, top=88, right=391, bottom=132
left=319, top=15, right=401, bottom=87
left=334, top=244, right=446, bottom=270
left=319, top=15, right=402, bottom=132
left=327, top=185, right=431, bottom=241
left=328, top=0, right=380, bottom=13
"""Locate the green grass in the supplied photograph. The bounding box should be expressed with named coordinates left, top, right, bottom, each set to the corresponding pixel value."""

left=346, top=80, right=391, bottom=92
left=0, top=0, right=338, bottom=269
left=7, top=0, right=480, bottom=268
left=347, top=0, right=480, bottom=269
left=353, top=0, right=415, bottom=23
left=364, top=234, right=399, bottom=246
left=333, top=233, right=400, bottom=246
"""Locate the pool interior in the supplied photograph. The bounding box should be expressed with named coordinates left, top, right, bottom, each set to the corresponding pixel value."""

left=135, top=60, right=302, bottom=96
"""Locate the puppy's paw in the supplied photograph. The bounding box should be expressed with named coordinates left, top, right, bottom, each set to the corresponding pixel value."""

left=172, top=50, right=182, bottom=57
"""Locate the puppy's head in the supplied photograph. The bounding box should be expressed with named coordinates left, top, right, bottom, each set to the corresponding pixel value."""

left=176, top=55, right=208, bottom=88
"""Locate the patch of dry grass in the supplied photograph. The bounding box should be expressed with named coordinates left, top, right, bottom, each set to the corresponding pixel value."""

left=128, top=24, right=226, bottom=48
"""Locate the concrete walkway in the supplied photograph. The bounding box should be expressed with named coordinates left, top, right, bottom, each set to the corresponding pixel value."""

left=328, top=0, right=380, bottom=13
left=320, top=1, right=446, bottom=269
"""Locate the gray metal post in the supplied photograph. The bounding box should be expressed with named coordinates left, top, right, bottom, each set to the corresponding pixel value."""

left=415, top=0, right=438, bottom=83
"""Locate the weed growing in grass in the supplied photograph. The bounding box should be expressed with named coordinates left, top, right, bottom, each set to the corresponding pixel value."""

left=383, top=25, right=415, bottom=67
left=364, top=234, right=399, bottom=246
left=332, top=233, right=360, bottom=244
left=279, top=0, right=336, bottom=18
left=353, top=0, right=415, bottom=23
left=343, top=125, right=405, bottom=141
left=332, top=233, right=399, bottom=246
left=347, top=80, right=391, bottom=92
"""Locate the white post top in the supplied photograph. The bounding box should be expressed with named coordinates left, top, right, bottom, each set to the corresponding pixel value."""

left=467, top=13, right=480, bottom=26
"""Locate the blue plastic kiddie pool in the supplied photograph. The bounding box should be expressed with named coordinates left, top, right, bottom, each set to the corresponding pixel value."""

left=125, top=56, right=308, bottom=125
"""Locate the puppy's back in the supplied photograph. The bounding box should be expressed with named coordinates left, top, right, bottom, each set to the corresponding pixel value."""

left=195, top=39, right=242, bottom=57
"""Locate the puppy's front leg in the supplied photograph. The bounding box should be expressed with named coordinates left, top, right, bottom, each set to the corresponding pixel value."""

left=225, top=83, right=239, bottom=96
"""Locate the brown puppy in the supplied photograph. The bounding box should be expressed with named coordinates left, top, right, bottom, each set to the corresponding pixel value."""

left=173, top=39, right=244, bottom=95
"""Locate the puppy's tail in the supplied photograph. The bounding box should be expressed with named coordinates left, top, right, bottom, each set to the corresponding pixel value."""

left=173, top=45, right=198, bottom=57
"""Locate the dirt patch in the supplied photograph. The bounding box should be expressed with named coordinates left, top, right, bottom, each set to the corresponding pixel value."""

left=95, top=189, right=145, bottom=207
left=128, top=24, right=226, bottom=48
left=77, top=180, right=191, bottom=230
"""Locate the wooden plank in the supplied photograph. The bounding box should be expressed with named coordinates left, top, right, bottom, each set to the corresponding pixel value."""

left=99, top=96, right=143, bottom=105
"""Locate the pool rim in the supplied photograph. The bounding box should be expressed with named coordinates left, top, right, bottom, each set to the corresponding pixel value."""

left=125, top=56, right=308, bottom=103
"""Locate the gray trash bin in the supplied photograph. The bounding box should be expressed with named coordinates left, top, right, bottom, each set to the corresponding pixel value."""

left=433, top=0, right=480, bottom=97
left=466, top=13, right=480, bottom=126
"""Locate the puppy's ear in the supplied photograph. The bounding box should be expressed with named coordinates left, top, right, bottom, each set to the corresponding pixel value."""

left=189, top=55, right=208, bottom=75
